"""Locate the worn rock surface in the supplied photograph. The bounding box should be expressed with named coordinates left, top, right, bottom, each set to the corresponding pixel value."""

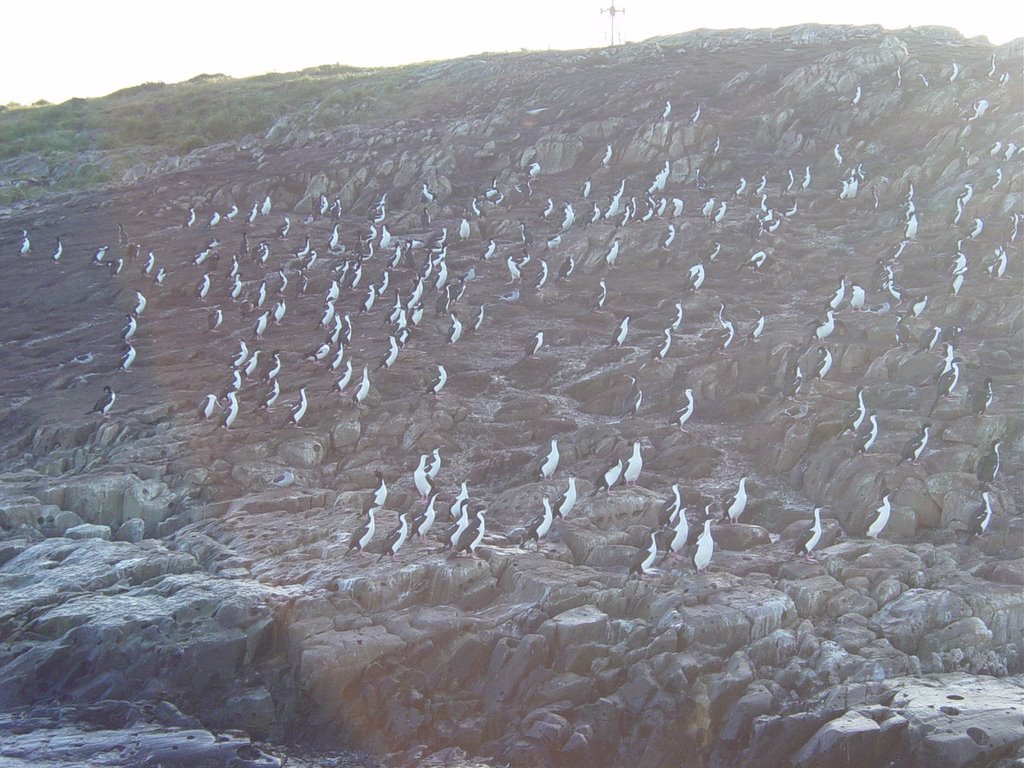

left=0, top=23, right=1021, bottom=768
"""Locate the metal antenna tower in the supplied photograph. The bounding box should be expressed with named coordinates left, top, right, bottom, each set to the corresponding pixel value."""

left=601, top=2, right=625, bottom=46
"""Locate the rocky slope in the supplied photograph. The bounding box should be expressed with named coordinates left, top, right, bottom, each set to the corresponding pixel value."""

left=0, top=24, right=1022, bottom=768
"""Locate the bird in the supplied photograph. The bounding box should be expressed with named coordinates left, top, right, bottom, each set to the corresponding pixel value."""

left=965, top=492, right=993, bottom=540
left=693, top=518, right=715, bottom=573
left=592, top=279, right=608, bottom=311
left=198, top=393, right=218, bottom=420
left=555, top=478, right=577, bottom=519
left=347, top=508, right=377, bottom=555
left=929, top=359, right=961, bottom=413
left=673, top=389, right=695, bottom=429
left=377, top=335, right=400, bottom=370
left=652, top=329, right=672, bottom=362
left=272, top=470, right=295, bottom=488
left=629, top=531, right=660, bottom=579
left=452, top=507, right=486, bottom=558
left=661, top=507, right=690, bottom=564
left=611, top=316, right=630, bottom=347
left=447, top=312, right=463, bottom=345
left=370, top=470, right=388, bottom=509
left=749, top=311, right=765, bottom=341
left=538, top=438, right=560, bottom=480
left=899, top=424, right=930, bottom=464
left=813, top=310, right=836, bottom=341
left=976, top=441, right=1001, bottom=487
left=288, top=388, right=308, bottom=426
left=865, top=490, right=892, bottom=539
left=812, top=346, right=833, bottom=380
left=793, top=508, right=823, bottom=559
left=854, top=414, right=879, bottom=453
left=352, top=366, right=371, bottom=407
left=525, top=331, right=544, bottom=358
left=845, top=387, right=868, bottom=434
left=426, top=365, right=448, bottom=397
left=658, top=485, right=682, bottom=528
left=622, top=441, right=643, bottom=486
left=118, top=344, right=136, bottom=373
left=591, top=459, right=623, bottom=495
left=722, top=477, right=748, bottom=524
left=604, top=239, right=620, bottom=268
left=89, top=386, right=116, bottom=416
left=522, top=497, right=554, bottom=548
left=378, top=513, right=411, bottom=561
left=828, top=276, right=847, bottom=310
left=621, top=377, right=643, bottom=418
left=411, top=493, right=439, bottom=540
left=967, top=378, right=994, bottom=416
left=221, top=391, right=239, bottom=429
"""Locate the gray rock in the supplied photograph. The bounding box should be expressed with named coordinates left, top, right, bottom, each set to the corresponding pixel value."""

left=114, top=517, right=146, bottom=543
left=64, top=523, right=112, bottom=540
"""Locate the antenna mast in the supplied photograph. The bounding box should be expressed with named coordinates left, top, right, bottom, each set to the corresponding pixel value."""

left=601, top=2, right=625, bottom=47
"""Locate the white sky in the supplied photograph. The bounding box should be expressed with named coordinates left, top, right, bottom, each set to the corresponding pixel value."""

left=2, top=0, right=1021, bottom=105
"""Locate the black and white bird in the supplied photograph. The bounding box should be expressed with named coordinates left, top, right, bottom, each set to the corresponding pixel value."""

left=591, top=459, right=623, bottom=495
left=673, top=388, right=694, bottom=429
left=899, top=424, right=930, bottom=464
left=90, top=386, right=116, bottom=416
left=539, top=438, right=560, bottom=480
left=221, top=391, right=239, bottom=429
left=661, top=508, right=690, bottom=563
left=352, top=366, right=371, bottom=407
left=846, top=387, right=868, bottom=433
left=793, top=508, right=823, bottom=559
left=118, top=344, right=136, bottom=372
left=378, top=513, right=410, bottom=561
left=288, top=387, right=308, bottom=426
left=426, top=365, right=448, bottom=397
left=525, top=331, right=544, bottom=358
left=976, top=441, right=1001, bottom=487
left=452, top=507, right=486, bottom=558
left=523, top=497, right=554, bottom=548
left=967, top=378, right=994, bottom=416
left=629, top=531, right=660, bottom=579
left=693, top=518, right=714, bottom=573
left=611, top=316, right=630, bottom=347
left=865, top=490, right=892, bottom=539
left=199, top=393, right=218, bottom=420
left=622, top=441, right=643, bottom=486
left=621, top=377, right=643, bottom=418
left=854, top=414, right=879, bottom=453
left=812, top=346, right=833, bottom=380
left=555, top=477, right=577, bottom=519
left=592, top=278, right=608, bottom=311
left=722, top=477, right=748, bottom=524
left=965, top=492, right=993, bottom=540
left=347, top=507, right=377, bottom=555
left=658, top=484, right=683, bottom=527
left=411, top=492, right=439, bottom=540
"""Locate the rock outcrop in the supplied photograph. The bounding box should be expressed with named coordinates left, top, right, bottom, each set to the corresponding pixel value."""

left=0, top=23, right=1021, bottom=768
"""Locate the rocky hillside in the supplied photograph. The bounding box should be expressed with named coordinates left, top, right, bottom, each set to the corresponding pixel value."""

left=0, top=24, right=1022, bottom=768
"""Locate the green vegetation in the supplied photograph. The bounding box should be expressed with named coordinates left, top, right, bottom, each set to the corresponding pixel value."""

left=0, top=54, right=513, bottom=204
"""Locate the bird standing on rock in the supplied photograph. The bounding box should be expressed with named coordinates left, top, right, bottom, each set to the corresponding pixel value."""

left=793, top=508, right=823, bottom=559
left=539, top=438, right=560, bottom=480
left=90, top=386, right=116, bottom=416
left=722, top=477, right=748, bottom=524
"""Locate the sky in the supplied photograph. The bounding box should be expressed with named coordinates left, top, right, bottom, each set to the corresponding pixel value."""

left=2, top=0, right=1020, bottom=105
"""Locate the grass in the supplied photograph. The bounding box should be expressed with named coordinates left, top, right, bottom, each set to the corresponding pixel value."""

left=0, top=63, right=397, bottom=200
left=0, top=52, right=524, bottom=203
